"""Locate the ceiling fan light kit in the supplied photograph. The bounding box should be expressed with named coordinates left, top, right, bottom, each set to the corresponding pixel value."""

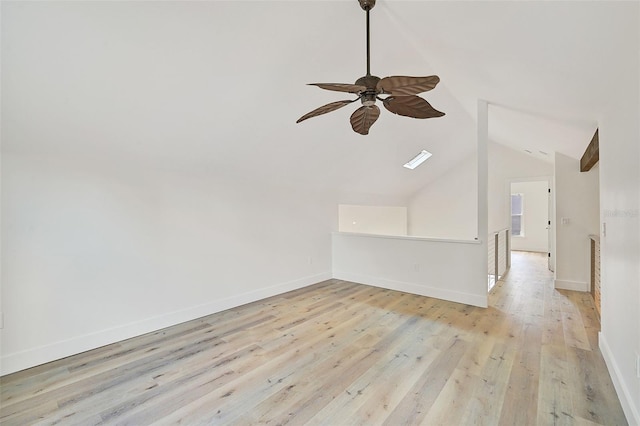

left=297, top=0, right=445, bottom=135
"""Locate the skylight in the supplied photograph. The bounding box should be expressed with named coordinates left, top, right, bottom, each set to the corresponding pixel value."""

left=403, top=150, right=432, bottom=169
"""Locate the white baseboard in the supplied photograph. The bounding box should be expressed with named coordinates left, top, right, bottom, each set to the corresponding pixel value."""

left=333, top=271, right=488, bottom=308
left=599, top=332, right=640, bottom=425
left=510, top=247, right=548, bottom=253
left=554, top=279, right=588, bottom=292
left=1, top=271, right=332, bottom=376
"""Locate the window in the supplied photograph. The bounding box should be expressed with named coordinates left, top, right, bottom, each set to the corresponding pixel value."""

left=511, top=193, right=524, bottom=236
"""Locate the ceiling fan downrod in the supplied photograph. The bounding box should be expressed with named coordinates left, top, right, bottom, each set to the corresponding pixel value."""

left=359, top=0, right=376, bottom=77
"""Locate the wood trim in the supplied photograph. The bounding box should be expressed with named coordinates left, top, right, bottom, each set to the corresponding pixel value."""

left=580, top=128, right=599, bottom=172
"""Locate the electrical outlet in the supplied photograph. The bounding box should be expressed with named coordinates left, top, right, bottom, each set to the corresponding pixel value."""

left=636, top=352, right=640, bottom=379
left=307, top=256, right=313, bottom=265
left=413, top=263, right=420, bottom=272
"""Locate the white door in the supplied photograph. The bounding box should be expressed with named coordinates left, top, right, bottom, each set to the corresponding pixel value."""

left=510, top=180, right=549, bottom=254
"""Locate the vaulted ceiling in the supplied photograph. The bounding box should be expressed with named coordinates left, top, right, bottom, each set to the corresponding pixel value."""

left=3, top=1, right=638, bottom=198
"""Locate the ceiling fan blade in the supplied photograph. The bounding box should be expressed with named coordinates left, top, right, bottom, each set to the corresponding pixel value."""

left=350, top=105, right=380, bottom=135
left=383, top=95, right=445, bottom=119
left=377, top=76, right=440, bottom=95
left=308, top=83, right=367, bottom=94
left=296, top=100, right=356, bottom=123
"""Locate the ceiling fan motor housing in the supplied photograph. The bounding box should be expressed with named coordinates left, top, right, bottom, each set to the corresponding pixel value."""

left=355, top=75, right=380, bottom=89
left=358, top=0, right=376, bottom=11
left=355, top=75, right=380, bottom=106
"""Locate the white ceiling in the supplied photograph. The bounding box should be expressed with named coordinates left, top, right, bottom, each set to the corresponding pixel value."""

left=3, top=1, right=638, bottom=198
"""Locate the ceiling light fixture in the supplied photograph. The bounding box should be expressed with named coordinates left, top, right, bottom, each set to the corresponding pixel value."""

left=403, top=150, right=432, bottom=169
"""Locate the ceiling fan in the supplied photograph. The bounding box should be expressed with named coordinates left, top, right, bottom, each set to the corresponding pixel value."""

left=296, top=0, right=445, bottom=135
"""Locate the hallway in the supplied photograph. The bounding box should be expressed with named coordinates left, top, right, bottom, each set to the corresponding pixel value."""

left=490, top=250, right=626, bottom=424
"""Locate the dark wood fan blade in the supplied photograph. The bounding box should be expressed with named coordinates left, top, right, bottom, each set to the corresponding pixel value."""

left=296, top=100, right=356, bottom=123
left=377, top=76, right=440, bottom=95
left=383, top=95, right=445, bottom=119
left=308, top=83, right=367, bottom=94
left=350, top=105, right=380, bottom=135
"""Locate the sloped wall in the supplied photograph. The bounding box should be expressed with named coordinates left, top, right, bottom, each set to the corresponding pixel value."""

left=407, top=142, right=553, bottom=239
left=407, top=154, right=477, bottom=240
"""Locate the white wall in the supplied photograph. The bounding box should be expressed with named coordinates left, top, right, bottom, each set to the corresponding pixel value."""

left=332, top=233, right=487, bottom=308
left=510, top=180, right=549, bottom=253
left=597, top=47, right=640, bottom=421
left=488, top=142, right=554, bottom=234
left=338, top=205, right=407, bottom=236
left=0, top=153, right=335, bottom=374
left=408, top=154, right=477, bottom=239
left=334, top=100, right=489, bottom=310
left=553, top=153, right=600, bottom=291
left=408, top=142, right=553, bottom=239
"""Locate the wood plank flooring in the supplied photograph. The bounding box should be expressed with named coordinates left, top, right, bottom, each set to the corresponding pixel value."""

left=0, top=251, right=627, bottom=425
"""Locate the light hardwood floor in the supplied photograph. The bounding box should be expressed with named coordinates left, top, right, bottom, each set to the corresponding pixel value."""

left=0, top=252, right=627, bottom=425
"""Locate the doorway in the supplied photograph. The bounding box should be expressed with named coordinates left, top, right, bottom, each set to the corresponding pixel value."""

left=510, top=180, right=553, bottom=271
